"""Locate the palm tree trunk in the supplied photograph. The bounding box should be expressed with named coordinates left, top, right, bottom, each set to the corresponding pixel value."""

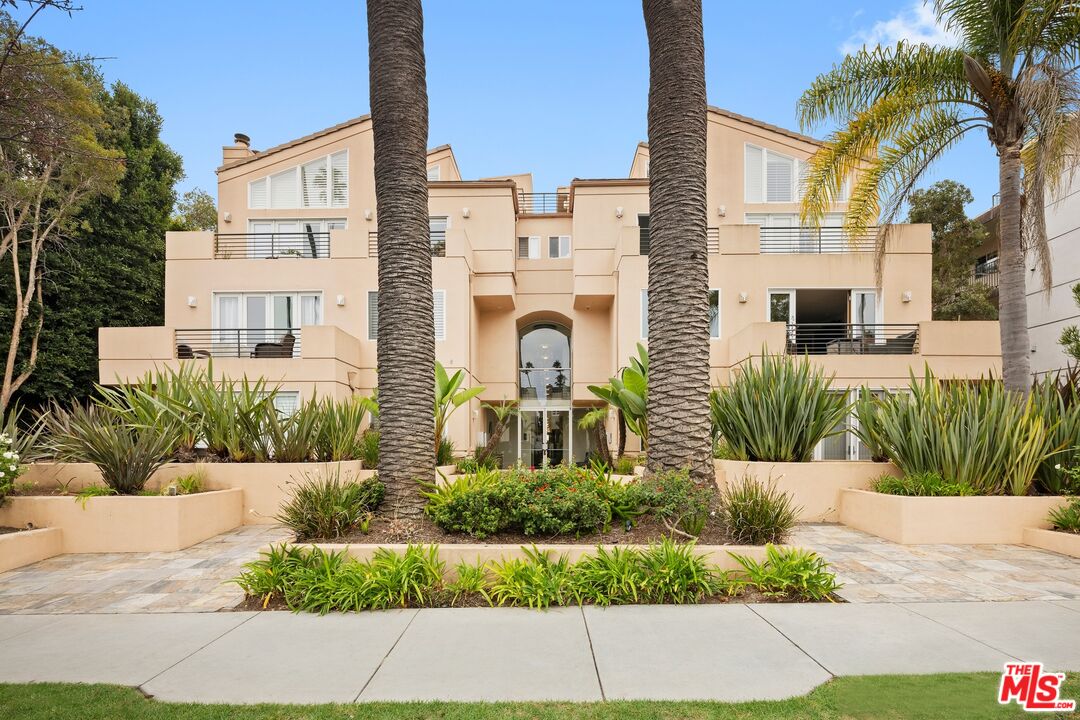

left=642, top=0, right=712, bottom=482
left=996, top=144, right=1031, bottom=392
left=617, top=409, right=626, bottom=458
left=367, top=0, right=434, bottom=517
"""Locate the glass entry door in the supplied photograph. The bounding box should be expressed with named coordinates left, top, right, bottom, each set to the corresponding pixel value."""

left=519, top=409, right=571, bottom=468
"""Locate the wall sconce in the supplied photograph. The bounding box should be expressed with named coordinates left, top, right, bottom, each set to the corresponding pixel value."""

left=186, top=296, right=197, bottom=308
left=901, top=291, right=912, bottom=303
left=364, top=209, right=373, bottom=221
left=336, top=294, right=346, bottom=307
left=717, top=205, right=727, bottom=217
left=222, top=211, right=232, bottom=223
left=462, top=207, right=471, bottom=218
left=738, top=291, right=749, bottom=304
left=615, top=206, right=624, bottom=219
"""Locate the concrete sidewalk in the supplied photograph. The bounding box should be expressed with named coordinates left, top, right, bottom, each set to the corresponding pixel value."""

left=1, top=601, right=1079, bottom=704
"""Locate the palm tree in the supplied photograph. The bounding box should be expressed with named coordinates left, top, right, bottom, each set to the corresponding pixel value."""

left=367, top=0, right=434, bottom=517
left=797, top=0, right=1080, bottom=391
left=641, top=0, right=713, bottom=481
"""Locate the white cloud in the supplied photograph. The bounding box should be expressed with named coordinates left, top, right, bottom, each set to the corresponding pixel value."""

left=840, top=2, right=959, bottom=55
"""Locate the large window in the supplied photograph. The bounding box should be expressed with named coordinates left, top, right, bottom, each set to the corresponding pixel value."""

left=214, top=292, right=321, bottom=330
left=368, top=290, right=446, bottom=341
left=430, top=216, right=448, bottom=257
left=248, top=150, right=348, bottom=209
left=745, top=144, right=804, bottom=203
left=245, top=218, right=344, bottom=259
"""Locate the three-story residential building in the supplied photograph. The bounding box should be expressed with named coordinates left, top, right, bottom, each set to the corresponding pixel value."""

left=99, top=107, right=1002, bottom=466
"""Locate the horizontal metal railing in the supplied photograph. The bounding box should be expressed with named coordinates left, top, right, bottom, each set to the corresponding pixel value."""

left=638, top=227, right=718, bottom=255
left=174, top=328, right=302, bottom=359
left=518, top=192, right=569, bottom=214
left=365, top=231, right=446, bottom=257
left=759, top=226, right=877, bottom=253
left=214, top=232, right=329, bottom=259
left=519, top=367, right=572, bottom=403
left=784, top=323, right=919, bottom=355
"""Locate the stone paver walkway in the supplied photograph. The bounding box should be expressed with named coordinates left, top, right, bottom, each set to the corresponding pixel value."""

left=1, top=602, right=1079, bottom=703
left=2, top=523, right=1079, bottom=613
left=0, top=525, right=289, bottom=614
left=793, top=524, right=1080, bottom=603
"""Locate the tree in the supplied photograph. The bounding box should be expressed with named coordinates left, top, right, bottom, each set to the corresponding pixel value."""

left=0, top=15, right=123, bottom=414
left=907, top=180, right=997, bottom=321
left=367, top=0, right=434, bottom=517
left=4, top=82, right=183, bottom=409
left=797, top=0, right=1080, bottom=391
left=641, top=0, right=712, bottom=481
left=1060, top=284, right=1080, bottom=363
left=170, top=188, right=216, bottom=232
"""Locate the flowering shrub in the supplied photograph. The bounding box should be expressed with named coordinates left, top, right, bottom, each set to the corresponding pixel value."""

left=0, top=432, right=23, bottom=503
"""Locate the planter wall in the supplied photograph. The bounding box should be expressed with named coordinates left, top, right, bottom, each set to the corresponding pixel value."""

left=839, top=489, right=1066, bottom=544
left=300, top=542, right=778, bottom=576
left=1023, top=528, right=1080, bottom=559
left=0, top=489, right=243, bottom=553
left=715, top=459, right=900, bottom=522
left=0, top=528, right=62, bottom=572
left=20, top=461, right=375, bottom=525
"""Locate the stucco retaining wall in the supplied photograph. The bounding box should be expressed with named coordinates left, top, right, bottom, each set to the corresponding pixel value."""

left=1023, top=528, right=1080, bottom=559
left=0, top=527, right=62, bottom=572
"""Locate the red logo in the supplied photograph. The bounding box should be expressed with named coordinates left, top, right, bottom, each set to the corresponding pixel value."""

left=999, top=663, right=1076, bottom=712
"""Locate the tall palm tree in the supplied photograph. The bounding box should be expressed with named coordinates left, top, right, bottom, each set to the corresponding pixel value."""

left=641, top=0, right=713, bottom=481
left=798, top=0, right=1080, bottom=392
left=367, top=0, right=434, bottom=516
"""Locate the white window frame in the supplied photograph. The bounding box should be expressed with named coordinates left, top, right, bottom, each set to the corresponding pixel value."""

left=212, top=291, right=323, bottom=329
left=548, top=235, right=571, bottom=259
left=368, top=289, right=447, bottom=341
left=640, top=289, right=649, bottom=339
left=427, top=165, right=441, bottom=181
left=745, top=143, right=800, bottom=204
left=433, top=289, right=446, bottom=342
left=367, top=290, right=379, bottom=341
left=709, top=288, right=721, bottom=340
left=518, top=236, right=541, bottom=259
left=247, top=150, right=349, bottom=209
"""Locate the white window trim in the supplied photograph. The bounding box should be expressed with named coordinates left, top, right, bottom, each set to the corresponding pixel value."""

left=518, top=236, right=541, bottom=259
left=745, top=142, right=800, bottom=204
left=548, top=235, right=571, bottom=259
left=368, top=289, right=447, bottom=341
left=709, top=288, right=721, bottom=340
left=764, top=287, right=882, bottom=323
left=640, top=289, right=649, bottom=339
left=247, top=149, right=349, bottom=210
left=367, top=290, right=379, bottom=341
left=433, top=289, right=446, bottom=342
left=212, top=291, right=323, bottom=329
left=427, top=165, right=441, bottom=181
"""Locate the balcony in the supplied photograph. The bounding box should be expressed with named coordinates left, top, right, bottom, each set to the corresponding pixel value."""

left=637, top=227, right=720, bottom=255
left=519, top=366, right=571, bottom=403
left=518, top=192, right=569, bottom=215
left=784, top=324, right=919, bottom=355
left=214, top=232, right=330, bottom=259
left=174, top=328, right=302, bottom=359
left=759, top=226, right=877, bottom=254
left=365, top=230, right=448, bottom=258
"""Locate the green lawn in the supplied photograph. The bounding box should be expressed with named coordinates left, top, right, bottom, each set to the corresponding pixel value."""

left=1, top=673, right=1076, bottom=720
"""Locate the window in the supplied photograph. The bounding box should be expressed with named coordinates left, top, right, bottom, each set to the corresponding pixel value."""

left=248, top=150, right=348, bottom=209
left=548, top=235, right=571, bottom=259
left=213, top=292, right=320, bottom=358
left=517, top=236, right=540, bottom=259
left=638, top=214, right=650, bottom=255
left=745, top=144, right=800, bottom=203
left=430, top=217, right=448, bottom=257
left=427, top=165, right=441, bottom=181
left=272, top=392, right=301, bottom=417
left=709, top=289, right=720, bottom=339
left=368, top=290, right=446, bottom=340
left=640, top=289, right=649, bottom=339
left=246, top=218, right=344, bottom=258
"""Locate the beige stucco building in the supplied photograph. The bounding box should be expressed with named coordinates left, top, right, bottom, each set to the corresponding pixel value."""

left=99, top=107, right=1002, bottom=466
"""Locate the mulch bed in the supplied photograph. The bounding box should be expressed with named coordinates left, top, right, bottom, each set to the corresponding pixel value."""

left=305, top=513, right=737, bottom=546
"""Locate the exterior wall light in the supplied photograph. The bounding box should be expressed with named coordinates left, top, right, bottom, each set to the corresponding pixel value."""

left=186, top=296, right=197, bottom=308
left=222, top=211, right=231, bottom=223
left=615, top=206, right=624, bottom=219
left=336, top=294, right=346, bottom=307
left=364, top=209, right=373, bottom=221
left=901, top=291, right=912, bottom=303
left=462, top=207, right=470, bottom=218
left=717, top=205, right=727, bottom=217
left=738, top=292, right=749, bottom=303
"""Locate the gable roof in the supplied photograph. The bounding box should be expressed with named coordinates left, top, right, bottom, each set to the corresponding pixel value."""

left=638, top=107, right=823, bottom=149
left=217, top=115, right=372, bottom=172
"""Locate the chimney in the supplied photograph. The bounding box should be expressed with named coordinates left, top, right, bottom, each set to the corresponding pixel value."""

left=222, top=132, right=255, bottom=164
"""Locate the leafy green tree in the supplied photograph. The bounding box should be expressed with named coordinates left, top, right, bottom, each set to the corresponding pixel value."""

left=170, top=187, right=217, bottom=231
left=797, top=0, right=1080, bottom=391
left=4, top=81, right=183, bottom=409
left=1060, top=284, right=1080, bottom=363
left=907, top=180, right=997, bottom=321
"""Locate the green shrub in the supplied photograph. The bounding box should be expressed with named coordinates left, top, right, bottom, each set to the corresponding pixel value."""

left=446, top=560, right=489, bottom=606
left=359, top=545, right=445, bottom=610
left=43, top=403, right=179, bottom=494
left=570, top=545, right=647, bottom=606
left=486, top=546, right=575, bottom=609
left=314, top=395, right=377, bottom=462
left=635, top=538, right=725, bottom=604
left=1048, top=497, right=1080, bottom=533
left=712, top=437, right=737, bottom=460
left=0, top=428, right=24, bottom=504
left=855, top=371, right=1056, bottom=495
left=730, top=544, right=840, bottom=601
left=718, top=475, right=799, bottom=545
left=254, top=400, right=321, bottom=463
left=1030, top=377, right=1080, bottom=494
left=633, top=470, right=714, bottom=536
left=358, top=429, right=379, bottom=468
left=710, top=354, right=851, bottom=462
left=275, top=469, right=384, bottom=541
left=231, top=543, right=308, bottom=608
left=612, top=455, right=641, bottom=475
left=870, top=471, right=975, bottom=497
left=436, top=437, right=455, bottom=466
left=456, top=453, right=499, bottom=474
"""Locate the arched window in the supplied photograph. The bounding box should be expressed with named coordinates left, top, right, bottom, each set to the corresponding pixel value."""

left=518, top=323, right=571, bottom=404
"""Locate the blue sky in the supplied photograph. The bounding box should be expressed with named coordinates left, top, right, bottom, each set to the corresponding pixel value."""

left=17, top=0, right=997, bottom=214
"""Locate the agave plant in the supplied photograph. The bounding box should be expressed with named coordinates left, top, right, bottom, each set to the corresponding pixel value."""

left=95, top=364, right=206, bottom=456
left=434, top=361, right=485, bottom=457
left=709, top=353, right=850, bottom=462
left=313, top=395, right=378, bottom=462
left=588, top=343, right=648, bottom=449
left=42, top=403, right=180, bottom=494
left=186, top=374, right=276, bottom=462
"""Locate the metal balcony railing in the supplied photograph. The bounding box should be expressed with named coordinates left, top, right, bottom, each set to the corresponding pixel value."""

left=365, top=231, right=446, bottom=257
left=174, top=328, right=302, bottom=359
left=638, top=227, right=719, bottom=256
left=785, top=323, right=919, bottom=355
left=519, top=367, right=571, bottom=403
left=518, top=192, right=569, bottom=215
left=214, top=232, right=329, bottom=259
left=759, top=226, right=877, bottom=253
